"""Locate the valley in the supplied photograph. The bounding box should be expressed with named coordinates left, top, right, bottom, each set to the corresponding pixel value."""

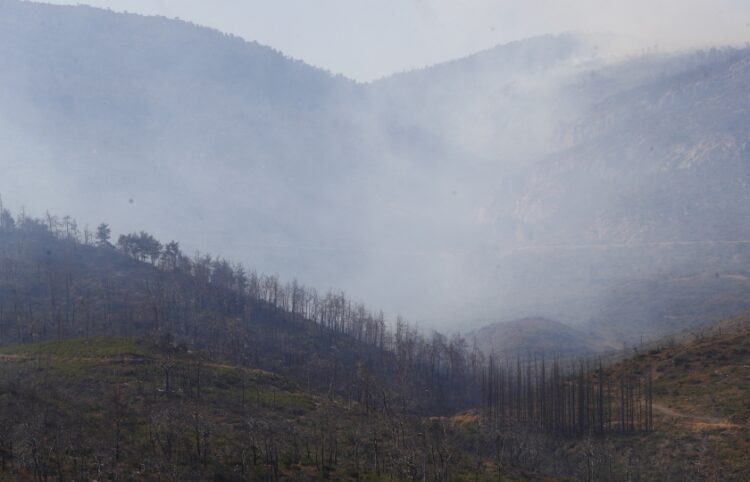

left=1, top=1, right=749, bottom=479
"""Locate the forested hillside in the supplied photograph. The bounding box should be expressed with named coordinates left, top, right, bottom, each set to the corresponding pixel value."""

left=0, top=204, right=747, bottom=480
left=0, top=205, right=673, bottom=480
left=0, top=205, right=487, bottom=415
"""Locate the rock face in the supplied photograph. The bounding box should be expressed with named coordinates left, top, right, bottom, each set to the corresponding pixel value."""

left=483, top=49, right=750, bottom=339
left=506, top=50, right=750, bottom=247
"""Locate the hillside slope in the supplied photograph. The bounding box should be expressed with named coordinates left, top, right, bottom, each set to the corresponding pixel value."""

left=0, top=0, right=372, bottom=304
left=457, top=314, right=750, bottom=481
left=580, top=315, right=750, bottom=481
left=479, top=47, right=750, bottom=336
left=467, top=317, right=615, bottom=357
left=0, top=337, right=519, bottom=481
left=0, top=206, right=504, bottom=420
left=0, top=210, right=748, bottom=480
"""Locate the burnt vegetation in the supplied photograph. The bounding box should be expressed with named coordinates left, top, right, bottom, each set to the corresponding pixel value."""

left=1, top=202, right=743, bottom=481
left=0, top=204, right=483, bottom=416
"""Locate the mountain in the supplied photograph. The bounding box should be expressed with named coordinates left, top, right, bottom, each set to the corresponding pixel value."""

left=467, top=317, right=616, bottom=357
left=3, top=2, right=750, bottom=479
left=507, top=47, right=750, bottom=246
left=0, top=207, right=500, bottom=419
left=481, top=47, right=750, bottom=338
left=0, top=0, right=371, bottom=305
left=369, top=41, right=750, bottom=334
left=3, top=0, right=750, bottom=341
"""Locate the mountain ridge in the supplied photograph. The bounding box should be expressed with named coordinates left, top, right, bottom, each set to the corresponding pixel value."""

left=3, top=0, right=750, bottom=339
left=467, top=316, right=617, bottom=358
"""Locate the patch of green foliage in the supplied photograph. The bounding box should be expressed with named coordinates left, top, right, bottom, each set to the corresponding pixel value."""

left=0, top=337, right=152, bottom=358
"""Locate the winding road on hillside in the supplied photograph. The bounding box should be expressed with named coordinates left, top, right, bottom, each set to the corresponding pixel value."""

left=652, top=402, right=742, bottom=430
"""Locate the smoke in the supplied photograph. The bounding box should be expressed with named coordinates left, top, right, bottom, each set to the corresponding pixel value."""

left=3, top=0, right=750, bottom=339
left=32, top=0, right=750, bottom=81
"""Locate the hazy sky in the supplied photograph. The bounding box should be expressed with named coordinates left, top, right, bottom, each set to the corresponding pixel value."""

left=31, top=0, right=750, bottom=80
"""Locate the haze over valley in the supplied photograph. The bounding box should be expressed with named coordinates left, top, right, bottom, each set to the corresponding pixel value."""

left=3, top=1, right=750, bottom=346
left=0, top=1, right=749, bottom=480
left=1, top=1, right=748, bottom=340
